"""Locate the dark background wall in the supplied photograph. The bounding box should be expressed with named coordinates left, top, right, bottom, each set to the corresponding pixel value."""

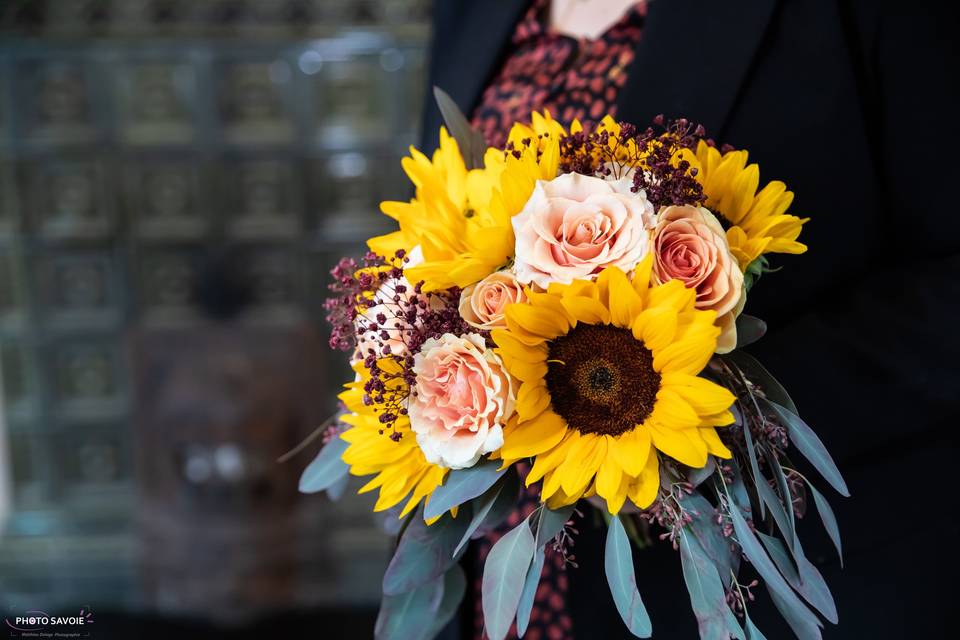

left=0, top=1, right=432, bottom=636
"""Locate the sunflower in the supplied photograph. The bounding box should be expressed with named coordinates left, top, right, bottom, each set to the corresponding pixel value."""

left=684, top=139, right=808, bottom=270
left=371, top=115, right=564, bottom=292
left=491, top=256, right=736, bottom=514
left=338, top=359, right=448, bottom=519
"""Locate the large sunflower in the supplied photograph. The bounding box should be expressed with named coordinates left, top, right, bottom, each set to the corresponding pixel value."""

left=372, top=115, right=564, bottom=291
left=491, top=256, right=735, bottom=514
left=338, top=359, right=448, bottom=518
left=684, top=140, right=808, bottom=270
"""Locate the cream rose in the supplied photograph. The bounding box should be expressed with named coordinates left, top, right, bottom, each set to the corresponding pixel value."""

left=651, top=206, right=744, bottom=351
left=512, top=173, right=655, bottom=289
left=408, top=333, right=515, bottom=469
left=458, top=271, right=527, bottom=331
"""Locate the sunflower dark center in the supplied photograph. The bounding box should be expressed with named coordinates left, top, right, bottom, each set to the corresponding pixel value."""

left=545, top=324, right=661, bottom=437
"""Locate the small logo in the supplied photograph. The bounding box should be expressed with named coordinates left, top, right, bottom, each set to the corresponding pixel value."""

left=5, top=606, right=94, bottom=637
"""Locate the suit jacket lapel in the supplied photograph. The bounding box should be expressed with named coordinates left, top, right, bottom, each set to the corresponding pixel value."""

left=618, top=0, right=778, bottom=139
left=421, top=0, right=529, bottom=150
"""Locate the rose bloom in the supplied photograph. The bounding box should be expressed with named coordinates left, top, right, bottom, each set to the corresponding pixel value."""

left=512, top=173, right=655, bottom=289
left=458, top=271, right=527, bottom=331
left=652, top=206, right=744, bottom=352
left=354, top=246, right=423, bottom=362
left=408, top=333, right=515, bottom=469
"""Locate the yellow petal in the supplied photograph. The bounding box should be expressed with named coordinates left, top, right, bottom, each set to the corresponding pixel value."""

left=609, top=428, right=651, bottom=477
left=700, top=427, right=733, bottom=459
left=649, top=423, right=708, bottom=467
left=661, top=373, right=736, bottom=415
left=628, top=452, right=660, bottom=509
left=500, top=409, right=568, bottom=460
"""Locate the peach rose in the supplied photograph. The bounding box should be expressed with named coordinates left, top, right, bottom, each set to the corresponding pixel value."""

left=512, top=173, right=655, bottom=289
left=408, top=333, right=515, bottom=469
left=652, top=206, right=744, bottom=351
left=458, top=271, right=527, bottom=331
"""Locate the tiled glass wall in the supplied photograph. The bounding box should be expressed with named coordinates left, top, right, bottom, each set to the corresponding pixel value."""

left=0, top=0, right=430, bottom=622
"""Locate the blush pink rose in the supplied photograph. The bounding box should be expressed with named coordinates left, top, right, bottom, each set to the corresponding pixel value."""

left=458, top=271, right=527, bottom=331
left=512, top=173, right=655, bottom=289
left=408, top=333, right=515, bottom=469
left=652, top=206, right=744, bottom=351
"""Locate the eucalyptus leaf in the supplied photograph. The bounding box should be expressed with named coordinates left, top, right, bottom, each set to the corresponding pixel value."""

left=724, top=351, right=798, bottom=415
left=767, top=586, right=823, bottom=640
left=728, top=461, right=753, bottom=519
left=383, top=507, right=472, bottom=596
left=744, top=616, right=769, bottom=640
left=681, top=492, right=736, bottom=586
left=374, top=574, right=445, bottom=640
left=535, top=504, right=576, bottom=548
left=433, top=86, right=488, bottom=170
left=425, top=565, right=467, bottom=639
left=735, top=314, right=767, bottom=349
left=805, top=480, right=843, bottom=566
left=724, top=484, right=822, bottom=636
left=605, top=515, right=653, bottom=638
left=757, top=533, right=837, bottom=625
left=678, top=532, right=745, bottom=640
left=767, top=401, right=849, bottom=497
left=453, top=470, right=518, bottom=556
left=474, top=469, right=521, bottom=539
left=741, top=407, right=766, bottom=519
left=298, top=437, right=349, bottom=493
left=763, top=446, right=796, bottom=537
left=754, top=464, right=794, bottom=551
left=325, top=472, right=350, bottom=501
left=688, top=457, right=717, bottom=488
left=482, top=519, right=536, bottom=640
left=424, top=460, right=506, bottom=520
left=517, top=546, right=546, bottom=637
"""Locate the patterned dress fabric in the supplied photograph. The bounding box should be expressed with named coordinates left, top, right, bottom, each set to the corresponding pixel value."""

left=472, top=0, right=646, bottom=149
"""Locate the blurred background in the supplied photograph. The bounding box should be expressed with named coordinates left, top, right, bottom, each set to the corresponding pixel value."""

left=0, top=0, right=431, bottom=637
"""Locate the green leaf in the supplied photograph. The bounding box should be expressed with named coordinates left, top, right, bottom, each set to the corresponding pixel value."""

left=757, top=533, right=838, bottom=625
left=805, top=480, right=843, bottom=567
left=425, top=565, right=467, bottom=639
left=724, top=351, right=798, bottom=415
left=680, top=492, right=737, bottom=586
left=767, top=586, right=823, bottom=640
left=433, top=86, right=488, bottom=170
left=744, top=616, right=769, bottom=640
left=482, top=519, right=536, bottom=640
left=735, top=315, right=767, bottom=349
left=453, top=470, right=519, bottom=557
left=516, top=546, right=546, bottom=637
left=605, top=515, right=653, bottom=638
left=741, top=408, right=766, bottom=520
left=763, top=446, right=796, bottom=538
left=767, top=401, right=850, bottom=497
left=383, top=507, right=472, bottom=596
left=325, top=472, right=349, bottom=501
left=687, top=457, right=717, bottom=488
left=535, top=504, right=576, bottom=548
left=755, top=472, right=794, bottom=552
left=298, top=437, right=349, bottom=493
left=724, top=484, right=822, bottom=637
left=678, top=532, right=745, bottom=640
left=424, top=459, right=506, bottom=520
left=374, top=575, right=445, bottom=640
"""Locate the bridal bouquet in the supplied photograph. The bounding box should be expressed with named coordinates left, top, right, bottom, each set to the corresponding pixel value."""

left=301, top=90, right=848, bottom=640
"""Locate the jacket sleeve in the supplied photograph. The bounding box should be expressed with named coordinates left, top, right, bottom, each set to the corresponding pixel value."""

left=748, top=1, right=960, bottom=465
